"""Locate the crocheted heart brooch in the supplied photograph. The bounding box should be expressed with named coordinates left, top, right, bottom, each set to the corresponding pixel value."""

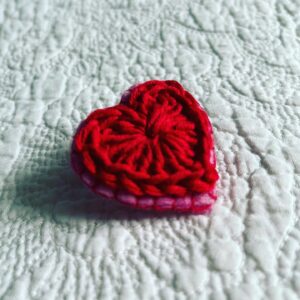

left=71, top=80, right=219, bottom=214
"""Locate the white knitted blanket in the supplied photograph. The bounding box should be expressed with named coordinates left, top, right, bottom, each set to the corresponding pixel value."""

left=1, top=0, right=300, bottom=299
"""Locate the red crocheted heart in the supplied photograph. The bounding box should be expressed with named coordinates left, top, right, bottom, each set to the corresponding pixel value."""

left=71, top=80, right=218, bottom=213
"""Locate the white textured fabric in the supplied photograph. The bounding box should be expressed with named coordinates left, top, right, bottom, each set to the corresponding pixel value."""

left=1, top=0, right=300, bottom=299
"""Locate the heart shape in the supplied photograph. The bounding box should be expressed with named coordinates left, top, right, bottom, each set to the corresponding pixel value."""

left=71, top=80, right=219, bottom=213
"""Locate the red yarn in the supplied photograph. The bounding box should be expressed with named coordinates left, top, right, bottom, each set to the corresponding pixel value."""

left=71, top=80, right=218, bottom=212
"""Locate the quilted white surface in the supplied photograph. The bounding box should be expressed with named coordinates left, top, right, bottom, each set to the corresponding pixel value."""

left=1, top=0, right=300, bottom=299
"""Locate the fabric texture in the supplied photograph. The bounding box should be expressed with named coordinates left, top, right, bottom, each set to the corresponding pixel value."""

left=71, top=80, right=218, bottom=213
left=1, top=0, right=300, bottom=299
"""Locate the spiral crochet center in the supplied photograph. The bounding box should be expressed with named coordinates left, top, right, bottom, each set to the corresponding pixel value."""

left=111, top=96, right=197, bottom=174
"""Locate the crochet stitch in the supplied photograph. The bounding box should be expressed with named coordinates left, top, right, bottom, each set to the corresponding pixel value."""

left=71, top=80, right=219, bottom=213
